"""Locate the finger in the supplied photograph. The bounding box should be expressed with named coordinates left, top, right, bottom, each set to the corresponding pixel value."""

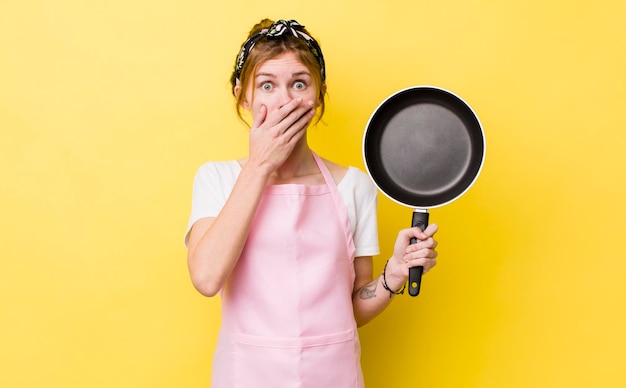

left=251, top=105, right=268, bottom=129
left=281, top=100, right=314, bottom=130
left=408, top=223, right=438, bottom=243
left=420, top=258, right=438, bottom=274
left=268, top=98, right=306, bottom=127
left=284, top=107, right=315, bottom=142
left=423, top=223, right=438, bottom=237
left=405, top=238, right=437, bottom=253
left=406, top=246, right=438, bottom=260
left=407, top=256, right=437, bottom=272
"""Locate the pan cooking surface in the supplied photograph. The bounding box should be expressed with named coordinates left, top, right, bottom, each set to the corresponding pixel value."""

left=379, top=103, right=471, bottom=193
left=364, top=87, right=484, bottom=208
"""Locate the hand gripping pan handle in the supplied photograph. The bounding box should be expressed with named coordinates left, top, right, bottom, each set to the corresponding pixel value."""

left=409, top=210, right=429, bottom=296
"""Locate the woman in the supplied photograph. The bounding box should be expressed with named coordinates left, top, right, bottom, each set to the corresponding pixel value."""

left=185, top=19, right=439, bottom=387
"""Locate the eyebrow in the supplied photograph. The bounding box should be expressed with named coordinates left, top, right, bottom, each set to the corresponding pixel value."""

left=255, top=71, right=311, bottom=78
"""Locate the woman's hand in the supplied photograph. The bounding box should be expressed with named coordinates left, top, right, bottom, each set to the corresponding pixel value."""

left=351, top=225, right=439, bottom=325
left=384, top=224, right=439, bottom=291
left=247, top=98, right=315, bottom=174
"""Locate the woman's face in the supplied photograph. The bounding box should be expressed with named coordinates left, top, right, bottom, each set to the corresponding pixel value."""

left=243, top=51, right=319, bottom=117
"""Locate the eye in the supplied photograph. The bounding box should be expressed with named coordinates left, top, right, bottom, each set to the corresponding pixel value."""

left=261, top=82, right=273, bottom=91
left=293, top=81, right=306, bottom=90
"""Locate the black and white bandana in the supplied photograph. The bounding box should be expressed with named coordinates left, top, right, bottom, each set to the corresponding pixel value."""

left=234, top=19, right=326, bottom=82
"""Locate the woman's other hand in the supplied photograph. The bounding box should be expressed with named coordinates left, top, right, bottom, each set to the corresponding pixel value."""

left=384, top=224, right=439, bottom=291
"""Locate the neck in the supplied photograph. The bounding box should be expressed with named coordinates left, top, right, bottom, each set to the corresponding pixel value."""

left=273, top=142, right=317, bottom=181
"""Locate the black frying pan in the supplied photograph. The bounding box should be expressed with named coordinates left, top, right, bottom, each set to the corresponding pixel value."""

left=363, top=86, right=485, bottom=296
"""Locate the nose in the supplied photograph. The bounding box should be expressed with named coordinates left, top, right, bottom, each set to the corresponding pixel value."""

left=277, top=87, right=294, bottom=108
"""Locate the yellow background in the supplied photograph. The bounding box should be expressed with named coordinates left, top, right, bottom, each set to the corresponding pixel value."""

left=2, top=0, right=625, bottom=387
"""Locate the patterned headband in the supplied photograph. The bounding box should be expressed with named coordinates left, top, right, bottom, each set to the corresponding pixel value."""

left=234, top=19, right=326, bottom=82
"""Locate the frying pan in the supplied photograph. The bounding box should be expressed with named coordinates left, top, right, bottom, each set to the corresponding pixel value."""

left=362, top=86, right=485, bottom=296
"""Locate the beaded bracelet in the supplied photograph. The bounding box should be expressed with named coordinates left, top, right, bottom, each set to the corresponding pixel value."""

left=381, top=259, right=406, bottom=298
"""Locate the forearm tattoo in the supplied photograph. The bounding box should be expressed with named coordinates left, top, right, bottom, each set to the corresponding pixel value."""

left=359, top=280, right=378, bottom=300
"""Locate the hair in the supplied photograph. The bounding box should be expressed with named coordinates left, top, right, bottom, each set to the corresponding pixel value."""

left=230, top=19, right=327, bottom=126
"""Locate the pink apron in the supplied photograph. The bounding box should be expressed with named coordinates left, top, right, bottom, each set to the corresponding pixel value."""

left=212, top=153, right=364, bottom=387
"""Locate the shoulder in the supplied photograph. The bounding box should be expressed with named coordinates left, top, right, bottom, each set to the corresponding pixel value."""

left=319, top=157, right=375, bottom=191
left=194, top=160, right=241, bottom=183
left=341, top=167, right=377, bottom=195
left=192, top=160, right=242, bottom=198
left=319, top=157, right=349, bottom=186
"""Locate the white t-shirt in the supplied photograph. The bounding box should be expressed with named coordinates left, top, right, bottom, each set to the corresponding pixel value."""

left=185, top=160, right=380, bottom=258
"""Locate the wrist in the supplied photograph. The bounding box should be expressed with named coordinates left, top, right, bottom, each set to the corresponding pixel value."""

left=381, top=259, right=406, bottom=298
left=385, top=258, right=407, bottom=289
left=240, top=160, right=273, bottom=182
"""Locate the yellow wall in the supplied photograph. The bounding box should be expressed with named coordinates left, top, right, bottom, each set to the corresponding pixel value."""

left=2, top=1, right=625, bottom=387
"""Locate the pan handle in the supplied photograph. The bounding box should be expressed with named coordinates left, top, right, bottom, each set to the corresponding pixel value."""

left=408, top=210, right=429, bottom=296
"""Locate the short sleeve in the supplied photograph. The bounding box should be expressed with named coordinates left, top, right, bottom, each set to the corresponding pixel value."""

left=184, top=161, right=240, bottom=246
left=338, top=168, right=380, bottom=257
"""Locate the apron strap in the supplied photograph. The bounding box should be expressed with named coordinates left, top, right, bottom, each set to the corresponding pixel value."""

left=312, top=152, right=336, bottom=189
left=311, top=152, right=356, bottom=260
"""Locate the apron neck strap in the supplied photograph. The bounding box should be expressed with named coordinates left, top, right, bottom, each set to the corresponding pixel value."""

left=312, top=152, right=336, bottom=188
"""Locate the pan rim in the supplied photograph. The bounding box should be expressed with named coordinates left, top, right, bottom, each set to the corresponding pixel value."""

left=362, top=85, right=486, bottom=209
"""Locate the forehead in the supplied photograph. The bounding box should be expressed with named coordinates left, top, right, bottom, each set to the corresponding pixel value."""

left=256, top=52, right=310, bottom=75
